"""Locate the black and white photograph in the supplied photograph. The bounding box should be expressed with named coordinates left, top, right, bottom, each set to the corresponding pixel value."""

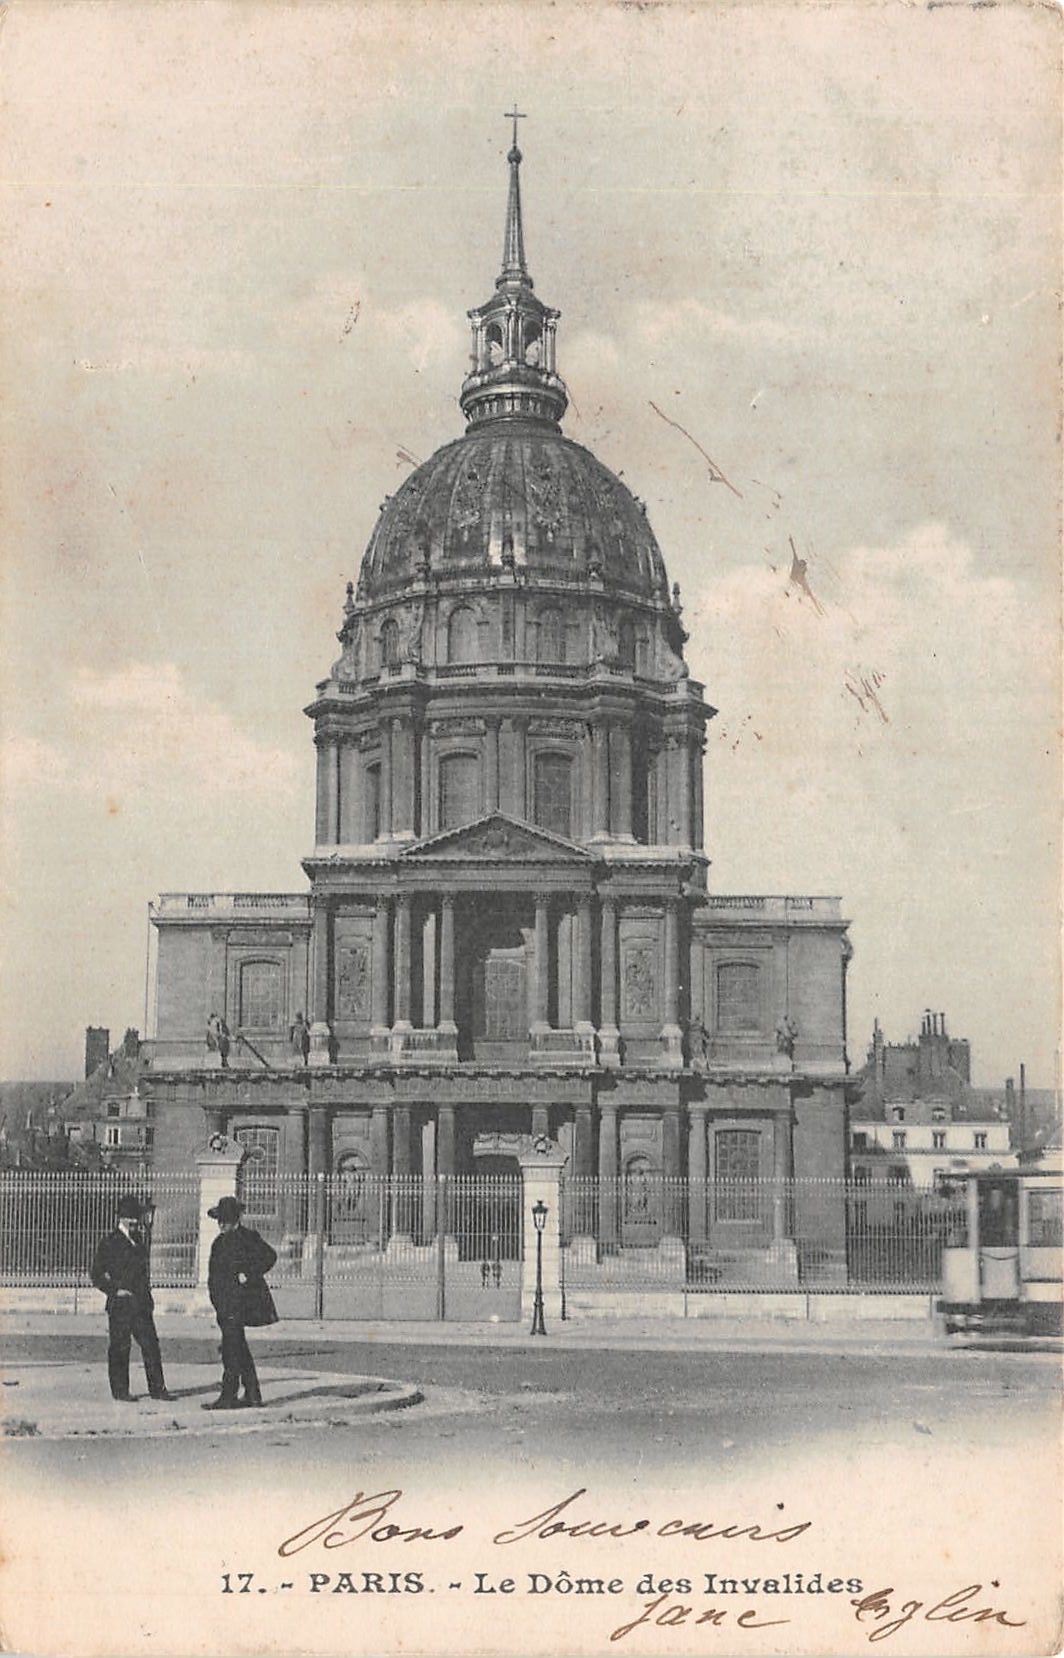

left=0, top=2, right=1060, bottom=1654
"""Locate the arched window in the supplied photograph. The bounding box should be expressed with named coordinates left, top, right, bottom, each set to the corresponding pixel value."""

left=533, top=752, right=572, bottom=838
left=235, top=1125, right=280, bottom=1219
left=239, top=960, right=284, bottom=1031
left=486, top=321, right=505, bottom=366
left=447, top=606, right=478, bottom=665
left=439, top=752, right=479, bottom=830
left=716, top=962, right=761, bottom=1033
left=380, top=617, right=399, bottom=669
left=523, top=323, right=542, bottom=365
left=618, top=618, right=636, bottom=670
left=538, top=607, right=565, bottom=664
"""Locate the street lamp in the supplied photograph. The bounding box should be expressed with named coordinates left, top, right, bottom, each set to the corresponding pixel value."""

left=530, top=1198, right=548, bottom=1337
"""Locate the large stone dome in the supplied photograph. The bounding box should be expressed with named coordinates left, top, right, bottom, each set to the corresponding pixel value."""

left=358, top=421, right=670, bottom=603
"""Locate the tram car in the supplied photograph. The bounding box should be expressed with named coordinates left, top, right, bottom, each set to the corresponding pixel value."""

left=938, top=1163, right=1062, bottom=1336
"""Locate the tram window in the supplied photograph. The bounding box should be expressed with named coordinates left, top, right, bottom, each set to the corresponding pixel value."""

left=1028, top=1189, right=1062, bottom=1248
left=978, top=1179, right=1018, bottom=1248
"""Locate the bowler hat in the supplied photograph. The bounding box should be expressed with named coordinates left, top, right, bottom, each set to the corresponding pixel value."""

left=207, top=1196, right=244, bottom=1223
left=117, top=1195, right=143, bottom=1219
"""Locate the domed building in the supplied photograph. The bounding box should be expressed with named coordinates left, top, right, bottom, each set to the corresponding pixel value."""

left=145, top=129, right=852, bottom=1315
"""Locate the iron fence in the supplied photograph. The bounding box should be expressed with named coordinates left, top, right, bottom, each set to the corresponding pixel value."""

left=560, top=1176, right=968, bottom=1293
left=0, top=1169, right=200, bottom=1287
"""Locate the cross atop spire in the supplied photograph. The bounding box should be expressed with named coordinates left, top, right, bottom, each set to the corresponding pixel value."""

left=500, top=106, right=528, bottom=284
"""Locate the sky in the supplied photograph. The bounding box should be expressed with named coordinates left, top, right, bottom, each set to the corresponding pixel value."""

left=0, top=0, right=1059, bottom=1086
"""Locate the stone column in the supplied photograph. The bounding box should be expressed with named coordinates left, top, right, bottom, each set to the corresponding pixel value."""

left=609, top=722, right=633, bottom=839
left=314, top=739, right=331, bottom=844
left=773, top=1105, right=794, bottom=1245
left=308, top=1107, right=330, bottom=1179
left=378, top=729, right=393, bottom=838
left=484, top=717, right=501, bottom=812
left=437, top=896, right=458, bottom=1053
left=421, top=1117, right=437, bottom=1238
left=391, top=717, right=416, bottom=838
left=572, top=1105, right=595, bottom=1236
left=692, top=735, right=705, bottom=851
left=338, top=740, right=359, bottom=843
left=369, top=896, right=391, bottom=1048
left=598, top=897, right=619, bottom=1066
left=437, top=1104, right=456, bottom=1242
left=573, top=896, right=591, bottom=1020
left=660, top=898, right=683, bottom=1067
left=308, top=902, right=332, bottom=1066
left=420, top=732, right=433, bottom=837
left=517, top=1136, right=569, bottom=1326
left=511, top=716, right=528, bottom=819
left=591, top=722, right=610, bottom=836
left=283, top=1106, right=309, bottom=1237
left=687, top=1104, right=708, bottom=1246
left=597, top=1103, right=619, bottom=1250
left=195, top=1141, right=245, bottom=1298
left=391, top=1107, right=412, bottom=1240
left=392, top=893, right=412, bottom=1030
left=531, top=892, right=551, bottom=1035
left=662, top=1105, right=682, bottom=1236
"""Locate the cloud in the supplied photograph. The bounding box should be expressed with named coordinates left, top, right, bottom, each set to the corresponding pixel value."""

left=63, top=662, right=301, bottom=799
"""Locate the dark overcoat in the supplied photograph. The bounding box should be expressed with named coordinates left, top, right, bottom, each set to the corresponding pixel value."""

left=207, top=1225, right=278, bottom=1326
left=91, top=1228, right=154, bottom=1309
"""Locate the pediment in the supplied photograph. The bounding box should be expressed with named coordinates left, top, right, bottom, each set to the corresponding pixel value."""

left=401, top=813, right=594, bottom=864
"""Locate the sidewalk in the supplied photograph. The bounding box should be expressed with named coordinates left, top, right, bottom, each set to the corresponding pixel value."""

left=5, top=1306, right=1052, bottom=1356
left=0, top=1356, right=422, bottom=1441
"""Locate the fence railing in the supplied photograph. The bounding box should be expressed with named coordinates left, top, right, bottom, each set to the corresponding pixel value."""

left=0, top=1170, right=200, bottom=1287
left=560, top=1176, right=968, bottom=1293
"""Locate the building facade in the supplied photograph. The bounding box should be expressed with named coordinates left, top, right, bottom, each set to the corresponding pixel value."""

left=144, top=133, right=852, bottom=1281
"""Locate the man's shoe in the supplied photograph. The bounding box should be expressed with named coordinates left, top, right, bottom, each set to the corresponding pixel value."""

left=201, top=1397, right=242, bottom=1411
left=150, top=1390, right=176, bottom=1402
left=240, top=1396, right=263, bottom=1408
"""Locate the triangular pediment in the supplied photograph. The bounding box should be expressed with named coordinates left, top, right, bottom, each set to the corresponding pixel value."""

left=401, top=813, right=594, bottom=864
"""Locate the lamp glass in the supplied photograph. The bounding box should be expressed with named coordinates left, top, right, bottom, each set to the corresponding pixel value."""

left=532, top=1199, right=548, bottom=1233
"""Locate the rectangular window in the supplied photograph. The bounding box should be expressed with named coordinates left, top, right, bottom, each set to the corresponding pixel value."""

left=438, top=752, right=479, bottom=830
left=235, top=1125, right=280, bottom=1218
left=892, top=1130, right=906, bottom=1149
left=888, top=1165, right=908, bottom=1186
left=533, top=752, right=573, bottom=839
left=852, top=1132, right=868, bottom=1150
left=1028, top=1189, right=1063, bottom=1248
left=932, top=1131, right=946, bottom=1150
left=105, top=1125, right=121, bottom=1147
left=239, top=960, right=285, bottom=1030
left=974, top=1132, right=988, bottom=1151
left=716, top=963, right=761, bottom=1033
left=892, top=1107, right=906, bottom=1123
left=714, top=1129, right=761, bottom=1221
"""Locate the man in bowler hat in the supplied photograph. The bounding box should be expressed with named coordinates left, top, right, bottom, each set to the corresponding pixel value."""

left=91, top=1195, right=174, bottom=1403
left=203, top=1195, right=278, bottom=1410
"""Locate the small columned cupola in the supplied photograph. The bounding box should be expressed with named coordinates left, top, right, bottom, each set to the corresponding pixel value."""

left=460, top=111, right=568, bottom=430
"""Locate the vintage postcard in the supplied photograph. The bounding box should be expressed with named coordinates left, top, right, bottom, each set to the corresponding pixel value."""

left=0, top=2, right=1060, bottom=1656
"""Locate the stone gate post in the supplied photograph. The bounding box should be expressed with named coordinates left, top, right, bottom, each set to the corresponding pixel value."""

left=517, top=1135, right=569, bottom=1325
left=195, top=1136, right=246, bottom=1296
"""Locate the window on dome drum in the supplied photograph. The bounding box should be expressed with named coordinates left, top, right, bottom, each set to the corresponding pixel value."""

left=713, top=1130, right=761, bottom=1221
left=533, top=752, right=572, bottom=839
left=239, top=959, right=284, bottom=1031
left=439, top=752, right=479, bottom=831
left=235, top=1126, right=279, bottom=1219
left=486, top=321, right=504, bottom=366
left=380, top=618, right=400, bottom=669
left=537, top=607, right=566, bottom=664
left=523, top=324, right=542, bottom=365
left=447, top=606, right=478, bottom=665
left=716, top=962, right=761, bottom=1032
left=617, top=618, right=636, bottom=670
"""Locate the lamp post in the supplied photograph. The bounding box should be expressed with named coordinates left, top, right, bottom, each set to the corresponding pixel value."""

left=530, top=1198, right=548, bottom=1336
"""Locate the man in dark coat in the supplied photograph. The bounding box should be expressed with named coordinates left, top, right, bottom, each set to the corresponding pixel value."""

left=91, top=1194, right=174, bottom=1403
left=203, top=1195, right=278, bottom=1410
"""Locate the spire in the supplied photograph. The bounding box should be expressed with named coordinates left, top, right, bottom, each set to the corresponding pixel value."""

left=459, top=113, right=568, bottom=430
left=500, top=106, right=529, bottom=285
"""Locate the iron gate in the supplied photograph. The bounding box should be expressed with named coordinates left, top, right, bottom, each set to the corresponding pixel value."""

left=253, top=1173, right=523, bottom=1321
